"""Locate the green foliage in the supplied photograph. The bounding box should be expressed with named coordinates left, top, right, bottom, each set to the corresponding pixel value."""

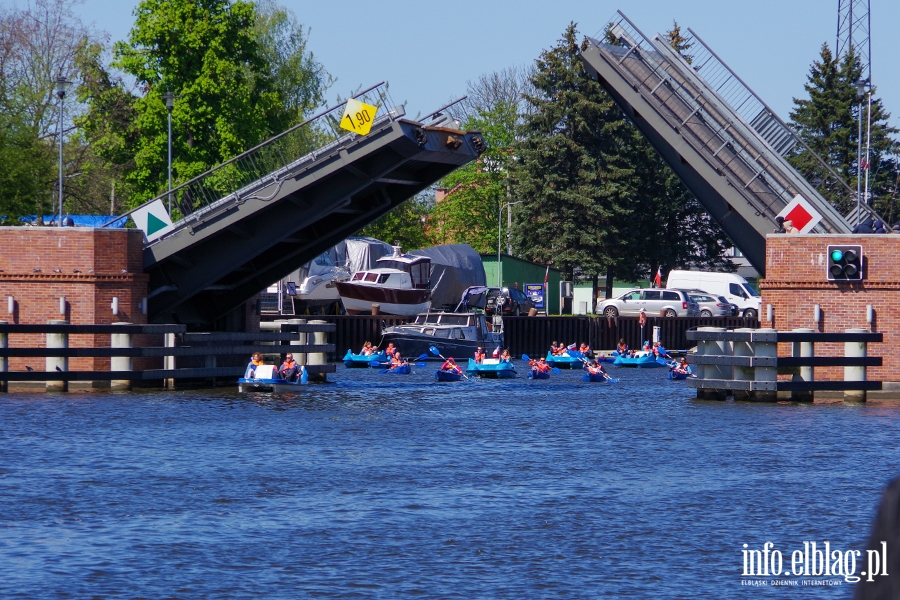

left=788, top=44, right=900, bottom=218
left=510, top=23, right=629, bottom=282
left=0, top=97, right=54, bottom=223
left=665, top=20, right=693, bottom=64
left=427, top=101, right=518, bottom=253
left=358, top=193, right=430, bottom=251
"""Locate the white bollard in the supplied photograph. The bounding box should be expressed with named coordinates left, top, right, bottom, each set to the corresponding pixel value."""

left=308, top=319, right=327, bottom=382
left=791, top=328, right=815, bottom=402
left=753, top=328, right=778, bottom=402
left=844, top=328, right=867, bottom=403
left=288, top=319, right=307, bottom=366
left=110, top=322, right=133, bottom=391
left=0, top=320, right=6, bottom=392
left=46, top=319, right=68, bottom=392
left=165, top=332, right=176, bottom=390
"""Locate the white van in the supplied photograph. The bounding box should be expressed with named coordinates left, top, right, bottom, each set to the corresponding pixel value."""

left=666, top=270, right=761, bottom=318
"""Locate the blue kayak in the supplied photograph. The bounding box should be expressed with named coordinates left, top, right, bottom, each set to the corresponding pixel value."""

left=527, top=369, right=550, bottom=380
left=343, top=349, right=386, bottom=368
left=613, top=354, right=668, bottom=368
left=466, top=358, right=516, bottom=379
left=383, top=363, right=411, bottom=375
left=668, top=370, right=688, bottom=380
left=434, top=369, right=462, bottom=382
left=582, top=372, right=609, bottom=383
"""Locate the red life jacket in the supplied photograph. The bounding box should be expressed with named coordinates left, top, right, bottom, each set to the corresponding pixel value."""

left=281, top=359, right=296, bottom=370
left=474, top=351, right=485, bottom=362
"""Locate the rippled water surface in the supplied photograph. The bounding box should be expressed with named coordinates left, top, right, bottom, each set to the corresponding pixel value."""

left=2, top=365, right=899, bottom=598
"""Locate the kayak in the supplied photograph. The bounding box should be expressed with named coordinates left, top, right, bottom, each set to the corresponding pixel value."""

left=383, top=363, right=411, bottom=375
left=527, top=369, right=550, bottom=380
left=613, top=353, right=668, bottom=368
left=434, top=369, right=462, bottom=382
left=582, top=372, right=609, bottom=383
left=344, top=349, right=386, bottom=368
left=668, top=370, right=688, bottom=380
left=466, top=358, right=516, bottom=379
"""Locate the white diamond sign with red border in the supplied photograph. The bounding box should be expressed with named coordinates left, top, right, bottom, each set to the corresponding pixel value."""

left=776, top=194, right=822, bottom=233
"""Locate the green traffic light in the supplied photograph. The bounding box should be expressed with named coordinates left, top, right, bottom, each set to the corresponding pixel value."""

left=831, top=249, right=844, bottom=262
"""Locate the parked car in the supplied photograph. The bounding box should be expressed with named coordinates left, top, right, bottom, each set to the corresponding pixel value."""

left=666, top=270, right=760, bottom=318
left=597, top=288, right=699, bottom=318
left=688, top=292, right=733, bottom=317
left=485, top=286, right=535, bottom=316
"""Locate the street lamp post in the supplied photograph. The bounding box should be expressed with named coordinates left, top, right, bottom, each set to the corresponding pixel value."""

left=55, top=77, right=71, bottom=227
left=497, top=200, right=523, bottom=287
left=855, top=78, right=867, bottom=226
left=162, top=91, right=175, bottom=216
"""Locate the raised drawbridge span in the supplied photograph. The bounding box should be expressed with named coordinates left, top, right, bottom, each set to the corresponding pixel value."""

left=581, top=12, right=885, bottom=276
left=114, top=85, right=485, bottom=325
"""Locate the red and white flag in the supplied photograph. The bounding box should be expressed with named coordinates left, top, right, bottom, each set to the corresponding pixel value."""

left=492, top=346, right=501, bottom=358
left=544, top=264, right=550, bottom=284
left=653, top=266, right=662, bottom=288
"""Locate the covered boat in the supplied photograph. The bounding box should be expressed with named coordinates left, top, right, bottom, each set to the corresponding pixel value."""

left=379, top=287, right=504, bottom=358
left=466, top=358, right=516, bottom=379
left=343, top=349, right=386, bottom=368
left=336, top=246, right=432, bottom=316
left=613, top=353, right=668, bottom=368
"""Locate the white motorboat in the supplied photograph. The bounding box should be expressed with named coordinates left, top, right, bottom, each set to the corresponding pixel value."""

left=335, top=247, right=432, bottom=316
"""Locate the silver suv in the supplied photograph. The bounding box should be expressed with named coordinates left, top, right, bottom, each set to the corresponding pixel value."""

left=598, top=288, right=699, bottom=318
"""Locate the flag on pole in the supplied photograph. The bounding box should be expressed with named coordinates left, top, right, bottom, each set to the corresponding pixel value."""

left=653, top=266, right=662, bottom=288
left=860, top=157, right=870, bottom=170
left=492, top=346, right=501, bottom=358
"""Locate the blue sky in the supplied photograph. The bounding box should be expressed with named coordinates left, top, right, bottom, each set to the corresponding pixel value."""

left=49, top=0, right=900, bottom=128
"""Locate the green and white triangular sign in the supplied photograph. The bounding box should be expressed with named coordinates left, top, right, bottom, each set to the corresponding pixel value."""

left=131, top=199, right=173, bottom=242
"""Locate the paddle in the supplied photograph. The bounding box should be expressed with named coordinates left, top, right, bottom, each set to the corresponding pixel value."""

left=570, top=352, right=618, bottom=382
left=429, top=345, right=471, bottom=381
left=521, top=354, right=559, bottom=375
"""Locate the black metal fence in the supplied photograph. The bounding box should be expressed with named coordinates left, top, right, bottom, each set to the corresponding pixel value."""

left=286, top=315, right=760, bottom=360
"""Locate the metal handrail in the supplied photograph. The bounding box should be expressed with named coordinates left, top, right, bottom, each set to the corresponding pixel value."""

left=593, top=12, right=850, bottom=230
left=103, top=82, right=395, bottom=229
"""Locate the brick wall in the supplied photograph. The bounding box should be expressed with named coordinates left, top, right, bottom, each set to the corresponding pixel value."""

left=0, top=227, right=152, bottom=372
left=761, top=234, right=899, bottom=383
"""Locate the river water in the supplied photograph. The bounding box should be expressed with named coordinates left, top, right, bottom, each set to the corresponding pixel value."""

left=1, top=364, right=898, bottom=598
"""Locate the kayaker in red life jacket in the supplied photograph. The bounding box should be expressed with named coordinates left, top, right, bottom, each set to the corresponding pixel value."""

left=534, top=356, right=551, bottom=373
left=390, top=351, right=405, bottom=367
left=441, top=357, right=461, bottom=373
left=385, top=342, right=396, bottom=356
left=579, top=342, right=591, bottom=357
left=617, top=338, right=628, bottom=355
left=474, top=347, right=486, bottom=363
left=278, top=353, right=300, bottom=382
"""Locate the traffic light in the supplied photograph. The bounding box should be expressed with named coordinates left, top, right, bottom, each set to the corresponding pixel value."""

left=827, top=245, right=863, bottom=281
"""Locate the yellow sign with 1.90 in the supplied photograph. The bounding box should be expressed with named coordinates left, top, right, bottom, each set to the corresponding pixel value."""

left=340, top=98, right=378, bottom=135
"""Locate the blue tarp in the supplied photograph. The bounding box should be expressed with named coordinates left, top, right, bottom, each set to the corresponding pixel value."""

left=18, top=215, right=128, bottom=228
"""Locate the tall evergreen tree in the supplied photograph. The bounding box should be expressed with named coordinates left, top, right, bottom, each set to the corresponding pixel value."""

left=510, top=23, right=630, bottom=291
left=788, top=44, right=899, bottom=217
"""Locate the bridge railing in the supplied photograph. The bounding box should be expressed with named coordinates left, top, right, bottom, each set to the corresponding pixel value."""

left=105, top=83, right=400, bottom=241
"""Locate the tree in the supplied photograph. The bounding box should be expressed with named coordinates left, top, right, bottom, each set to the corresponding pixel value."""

left=0, top=0, right=96, bottom=222
left=97, top=0, right=331, bottom=210
left=427, top=100, right=518, bottom=253
left=510, top=23, right=630, bottom=297
left=788, top=44, right=900, bottom=217
left=358, top=192, right=431, bottom=251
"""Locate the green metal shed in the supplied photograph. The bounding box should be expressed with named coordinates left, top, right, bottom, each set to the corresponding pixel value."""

left=481, top=254, right=563, bottom=314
